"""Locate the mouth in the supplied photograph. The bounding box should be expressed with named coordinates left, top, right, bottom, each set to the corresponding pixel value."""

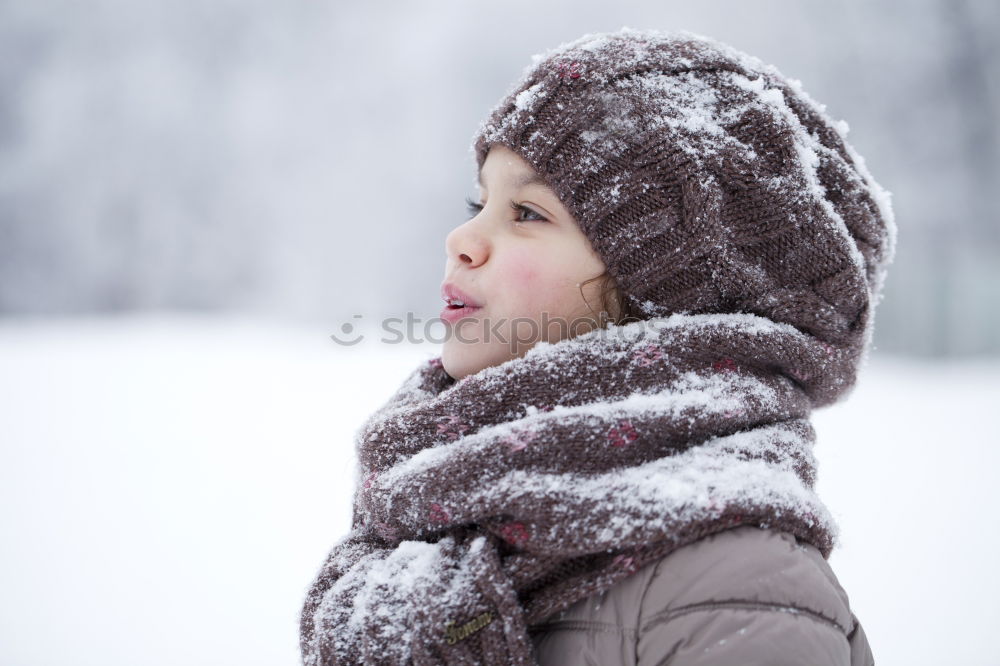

left=440, top=282, right=484, bottom=323
left=440, top=302, right=483, bottom=324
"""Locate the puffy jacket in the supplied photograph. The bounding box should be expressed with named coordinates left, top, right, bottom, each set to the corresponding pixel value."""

left=529, top=526, right=874, bottom=665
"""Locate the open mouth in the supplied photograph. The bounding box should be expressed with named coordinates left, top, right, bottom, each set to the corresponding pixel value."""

left=440, top=283, right=484, bottom=322
left=440, top=301, right=482, bottom=322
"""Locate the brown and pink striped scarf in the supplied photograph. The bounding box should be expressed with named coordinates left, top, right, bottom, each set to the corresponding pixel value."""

left=300, top=311, right=850, bottom=665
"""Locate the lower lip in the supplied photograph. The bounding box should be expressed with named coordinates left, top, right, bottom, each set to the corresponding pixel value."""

left=440, top=304, right=483, bottom=323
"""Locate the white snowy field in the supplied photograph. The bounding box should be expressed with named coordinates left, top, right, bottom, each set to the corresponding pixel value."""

left=0, top=313, right=997, bottom=666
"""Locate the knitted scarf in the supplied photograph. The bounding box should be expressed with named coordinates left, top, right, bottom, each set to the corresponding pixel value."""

left=299, top=311, right=844, bottom=665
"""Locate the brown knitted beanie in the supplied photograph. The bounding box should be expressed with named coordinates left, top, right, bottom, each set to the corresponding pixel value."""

left=471, top=28, right=896, bottom=403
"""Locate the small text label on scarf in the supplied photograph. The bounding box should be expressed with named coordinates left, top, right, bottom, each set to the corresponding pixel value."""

left=444, top=611, right=494, bottom=645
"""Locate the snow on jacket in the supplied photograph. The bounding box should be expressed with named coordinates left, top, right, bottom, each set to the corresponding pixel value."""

left=529, top=525, right=874, bottom=665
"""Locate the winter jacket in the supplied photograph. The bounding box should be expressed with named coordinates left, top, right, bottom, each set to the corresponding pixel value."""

left=529, top=525, right=874, bottom=665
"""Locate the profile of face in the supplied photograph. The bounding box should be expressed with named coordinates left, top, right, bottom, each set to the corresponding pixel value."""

left=440, top=145, right=611, bottom=381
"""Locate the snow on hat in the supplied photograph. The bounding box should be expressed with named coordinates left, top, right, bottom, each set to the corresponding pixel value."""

left=471, top=27, right=896, bottom=363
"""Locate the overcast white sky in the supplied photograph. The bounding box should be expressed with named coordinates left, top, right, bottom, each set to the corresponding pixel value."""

left=0, top=0, right=997, bottom=355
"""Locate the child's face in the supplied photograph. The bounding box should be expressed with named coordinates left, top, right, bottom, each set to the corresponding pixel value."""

left=440, top=145, right=608, bottom=381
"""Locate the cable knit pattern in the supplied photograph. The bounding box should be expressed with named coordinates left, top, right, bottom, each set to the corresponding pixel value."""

left=472, top=28, right=895, bottom=407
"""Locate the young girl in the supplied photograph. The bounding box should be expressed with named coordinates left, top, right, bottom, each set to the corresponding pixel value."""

left=300, top=28, right=894, bottom=665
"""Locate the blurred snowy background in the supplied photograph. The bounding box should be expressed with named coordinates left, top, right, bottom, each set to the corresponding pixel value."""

left=1, top=0, right=998, bottom=664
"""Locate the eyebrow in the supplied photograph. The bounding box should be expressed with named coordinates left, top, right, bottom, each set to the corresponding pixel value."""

left=477, top=170, right=551, bottom=190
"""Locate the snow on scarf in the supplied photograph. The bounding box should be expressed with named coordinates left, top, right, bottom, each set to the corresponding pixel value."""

left=299, top=311, right=845, bottom=665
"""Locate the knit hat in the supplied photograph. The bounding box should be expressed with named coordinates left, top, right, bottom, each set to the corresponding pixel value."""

left=471, top=28, right=896, bottom=376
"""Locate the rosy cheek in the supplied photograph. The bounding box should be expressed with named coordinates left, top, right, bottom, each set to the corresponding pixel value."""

left=505, top=256, right=540, bottom=287
left=504, top=256, right=566, bottom=310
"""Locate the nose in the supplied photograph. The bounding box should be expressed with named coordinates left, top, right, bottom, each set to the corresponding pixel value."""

left=445, top=216, right=490, bottom=268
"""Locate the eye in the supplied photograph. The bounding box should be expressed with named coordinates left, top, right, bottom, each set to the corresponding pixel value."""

left=508, top=200, right=548, bottom=223
left=463, top=196, right=549, bottom=224
left=464, top=195, right=483, bottom=219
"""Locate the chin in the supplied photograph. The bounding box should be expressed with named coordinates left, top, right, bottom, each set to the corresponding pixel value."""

left=442, top=342, right=508, bottom=381
left=440, top=346, right=474, bottom=382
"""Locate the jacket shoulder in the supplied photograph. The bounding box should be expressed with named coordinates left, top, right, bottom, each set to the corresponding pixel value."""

left=637, top=525, right=871, bottom=665
left=640, top=525, right=853, bottom=629
left=531, top=526, right=873, bottom=666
